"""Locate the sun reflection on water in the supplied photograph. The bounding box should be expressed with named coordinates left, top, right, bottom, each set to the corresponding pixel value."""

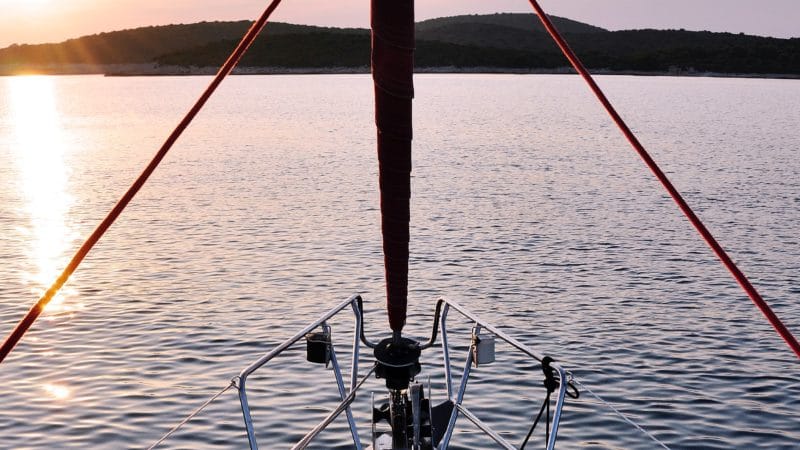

left=9, top=76, right=80, bottom=315
left=43, top=383, right=71, bottom=400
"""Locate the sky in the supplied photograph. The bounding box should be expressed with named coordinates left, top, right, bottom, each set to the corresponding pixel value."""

left=0, top=0, right=797, bottom=48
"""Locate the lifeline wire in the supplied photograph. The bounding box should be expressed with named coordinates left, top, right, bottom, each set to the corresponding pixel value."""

left=572, top=378, right=672, bottom=450
left=526, top=0, right=800, bottom=359
left=0, top=0, right=285, bottom=364
left=147, top=381, right=235, bottom=450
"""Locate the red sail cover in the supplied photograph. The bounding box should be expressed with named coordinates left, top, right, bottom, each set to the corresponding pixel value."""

left=371, top=0, right=414, bottom=333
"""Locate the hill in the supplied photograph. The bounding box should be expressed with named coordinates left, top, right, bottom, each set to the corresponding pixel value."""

left=416, top=13, right=606, bottom=35
left=0, top=21, right=363, bottom=66
left=1, top=14, right=798, bottom=77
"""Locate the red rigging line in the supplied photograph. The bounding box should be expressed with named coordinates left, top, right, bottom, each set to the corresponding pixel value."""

left=371, top=0, right=415, bottom=334
left=0, top=0, right=285, bottom=364
left=525, top=0, right=800, bottom=359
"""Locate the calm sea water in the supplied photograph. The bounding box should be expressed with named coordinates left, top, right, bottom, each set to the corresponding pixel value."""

left=0, top=74, right=798, bottom=449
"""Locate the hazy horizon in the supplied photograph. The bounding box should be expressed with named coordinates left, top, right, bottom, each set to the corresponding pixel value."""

left=0, top=0, right=797, bottom=49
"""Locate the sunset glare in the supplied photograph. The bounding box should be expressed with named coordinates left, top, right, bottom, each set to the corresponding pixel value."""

left=1, top=0, right=49, bottom=12
left=43, top=383, right=71, bottom=400
left=8, top=76, right=79, bottom=315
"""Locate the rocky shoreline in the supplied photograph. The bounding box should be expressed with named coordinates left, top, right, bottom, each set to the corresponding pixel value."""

left=1, top=63, right=798, bottom=80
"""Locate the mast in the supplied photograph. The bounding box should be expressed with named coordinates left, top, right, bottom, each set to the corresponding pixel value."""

left=371, top=0, right=414, bottom=335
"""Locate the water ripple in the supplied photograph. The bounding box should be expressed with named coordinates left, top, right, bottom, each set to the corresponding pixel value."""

left=0, top=74, right=798, bottom=449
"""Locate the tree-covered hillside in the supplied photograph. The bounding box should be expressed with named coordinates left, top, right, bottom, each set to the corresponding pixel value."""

left=0, top=21, right=364, bottom=65
left=416, top=13, right=607, bottom=35
left=1, top=14, right=798, bottom=76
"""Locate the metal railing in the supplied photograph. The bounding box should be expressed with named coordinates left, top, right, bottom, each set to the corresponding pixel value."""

left=435, top=298, right=568, bottom=450
left=233, top=295, right=570, bottom=450
left=236, top=294, right=365, bottom=450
